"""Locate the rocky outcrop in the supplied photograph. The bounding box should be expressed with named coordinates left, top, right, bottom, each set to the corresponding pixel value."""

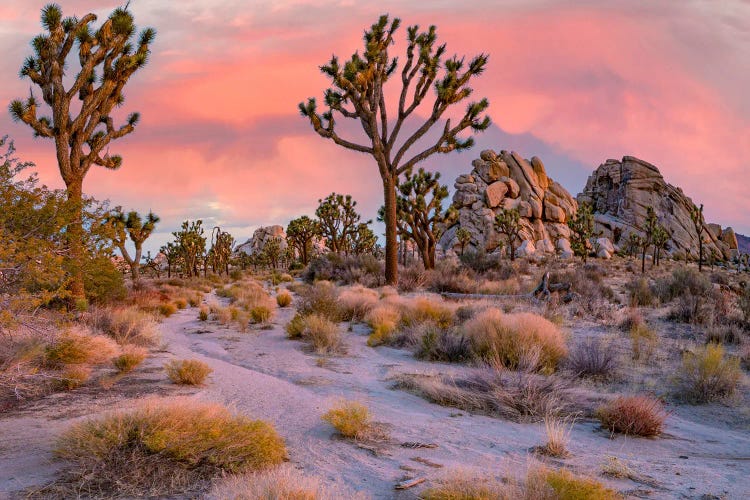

left=577, top=156, right=732, bottom=259
left=440, top=149, right=578, bottom=256
left=236, top=225, right=287, bottom=256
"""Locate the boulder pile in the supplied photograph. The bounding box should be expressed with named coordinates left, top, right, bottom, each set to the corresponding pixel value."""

left=235, top=225, right=287, bottom=256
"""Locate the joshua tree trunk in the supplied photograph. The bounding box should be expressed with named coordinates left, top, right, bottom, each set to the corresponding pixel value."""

left=65, top=178, right=85, bottom=299
left=383, top=175, right=399, bottom=284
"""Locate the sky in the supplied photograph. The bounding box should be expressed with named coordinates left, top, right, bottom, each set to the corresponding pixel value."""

left=1, top=0, right=748, bottom=255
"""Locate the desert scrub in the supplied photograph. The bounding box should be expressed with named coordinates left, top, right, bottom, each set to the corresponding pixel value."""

left=539, top=467, right=621, bottom=500
left=629, top=323, right=657, bottom=361
left=250, top=305, right=272, bottom=324
left=416, top=326, right=472, bottom=363
left=285, top=313, right=306, bottom=339
left=676, top=343, right=742, bottom=403
left=88, top=307, right=160, bottom=346
left=158, top=302, right=178, bottom=317
left=207, top=465, right=366, bottom=500
left=54, top=399, right=287, bottom=497
left=464, top=309, right=567, bottom=373
left=625, top=277, right=655, bottom=307
left=538, top=414, right=574, bottom=457
left=275, top=290, right=292, bottom=307
left=322, top=400, right=371, bottom=439
left=165, top=359, right=213, bottom=385
left=566, top=338, right=618, bottom=379
left=338, top=285, right=379, bottom=321
left=400, top=297, right=455, bottom=329
left=58, top=365, right=92, bottom=390
left=365, top=303, right=401, bottom=346
left=302, top=314, right=343, bottom=354
left=44, top=329, right=119, bottom=368
left=297, top=281, right=341, bottom=321
left=113, top=346, right=147, bottom=373
left=596, top=395, right=666, bottom=437
left=198, top=306, right=209, bottom=321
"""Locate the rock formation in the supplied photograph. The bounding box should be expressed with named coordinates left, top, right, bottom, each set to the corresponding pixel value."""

left=440, top=149, right=578, bottom=257
left=577, top=156, right=735, bottom=259
left=236, top=225, right=287, bottom=256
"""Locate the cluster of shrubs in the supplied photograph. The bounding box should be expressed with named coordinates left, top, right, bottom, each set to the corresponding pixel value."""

left=208, top=279, right=275, bottom=330
left=302, top=253, right=385, bottom=287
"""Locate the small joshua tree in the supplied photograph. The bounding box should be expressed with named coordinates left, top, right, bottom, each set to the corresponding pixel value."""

left=10, top=4, right=155, bottom=300
left=173, top=220, right=206, bottom=278
left=652, top=224, right=669, bottom=268
left=567, top=202, right=596, bottom=263
left=640, top=207, right=658, bottom=273
left=286, top=215, right=321, bottom=265
left=106, top=208, right=159, bottom=282
left=351, top=223, right=378, bottom=256
left=456, top=227, right=472, bottom=256
left=209, top=227, right=234, bottom=276
left=316, top=193, right=369, bottom=255
left=690, top=203, right=706, bottom=271
left=494, top=208, right=522, bottom=261
left=299, top=15, right=490, bottom=285
left=262, top=236, right=283, bottom=270
left=160, top=242, right=180, bottom=278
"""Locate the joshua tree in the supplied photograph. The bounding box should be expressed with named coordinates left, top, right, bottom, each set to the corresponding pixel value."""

left=299, top=15, right=490, bottom=285
left=286, top=216, right=321, bottom=265
left=160, top=242, right=180, bottom=278
left=351, top=223, right=378, bottom=256
left=9, top=4, right=155, bottom=300
left=638, top=207, right=659, bottom=273
left=173, top=220, right=206, bottom=278
left=106, top=208, right=159, bottom=282
left=456, top=227, right=472, bottom=256
left=652, top=224, right=669, bottom=268
left=316, top=193, right=368, bottom=255
left=261, top=237, right=283, bottom=269
left=494, top=208, right=522, bottom=261
left=209, top=227, right=234, bottom=276
left=690, top=203, right=706, bottom=271
left=624, top=232, right=642, bottom=259
left=567, top=202, right=596, bottom=263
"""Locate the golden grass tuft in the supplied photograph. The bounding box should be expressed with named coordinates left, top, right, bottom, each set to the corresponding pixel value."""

left=58, top=365, right=91, bottom=390
left=89, top=306, right=160, bottom=346
left=250, top=305, right=273, bottom=324
left=365, top=304, right=401, bottom=346
left=165, top=359, right=213, bottom=385
left=539, top=414, right=575, bottom=457
left=198, top=306, right=209, bottom=321
left=596, top=395, right=666, bottom=437
left=45, top=328, right=119, bottom=368
left=321, top=400, right=371, bottom=439
left=538, top=466, right=621, bottom=500
left=276, top=290, right=293, bottom=308
left=464, top=309, right=567, bottom=373
left=53, top=399, right=287, bottom=497
left=629, top=323, right=657, bottom=361
left=113, top=346, right=147, bottom=374
left=158, top=302, right=178, bottom=317
left=338, top=285, right=379, bottom=321
left=303, top=314, right=343, bottom=354
left=285, top=313, right=306, bottom=339
left=676, top=343, right=742, bottom=403
left=400, top=297, right=455, bottom=329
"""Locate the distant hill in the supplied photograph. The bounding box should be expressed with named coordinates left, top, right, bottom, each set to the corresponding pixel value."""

left=738, top=233, right=750, bottom=254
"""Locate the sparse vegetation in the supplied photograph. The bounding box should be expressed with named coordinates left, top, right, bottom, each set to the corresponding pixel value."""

left=676, top=343, right=742, bottom=403
left=539, top=414, right=574, bottom=457
left=165, top=359, right=213, bottom=385
left=302, top=314, right=344, bottom=354
left=596, top=395, right=666, bottom=437
left=629, top=323, right=658, bottom=361
left=322, top=400, right=372, bottom=439
left=53, top=399, right=286, bottom=497
left=566, top=338, right=618, bottom=379
left=276, top=290, right=292, bottom=307
left=540, top=467, right=620, bottom=500
left=44, top=329, right=119, bottom=368
left=113, top=346, right=147, bottom=373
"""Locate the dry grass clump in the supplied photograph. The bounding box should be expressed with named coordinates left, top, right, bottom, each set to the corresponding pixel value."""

left=113, top=346, right=147, bottom=374
left=400, top=297, right=455, bottom=329
left=207, top=465, right=366, bottom=500
left=540, top=466, right=621, bottom=500
left=596, top=395, right=666, bottom=437
left=419, top=472, right=518, bottom=500
left=417, top=325, right=472, bottom=363
left=250, top=305, right=272, bottom=324
left=365, top=303, right=401, bottom=346
left=426, top=263, right=476, bottom=294
left=629, top=323, right=658, bottom=361
left=625, top=277, right=655, bottom=307
left=566, top=338, right=618, bottom=379
left=285, top=313, right=306, bottom=339
left=158, top=302, right=178, bottom=317
left=275, top=290, right=293, bottom=308
left=301, top=314, right=344, bottom=354
left=676, top=343, right=742, bottom=403
left=393, top=370, right=585, bottom=422
left=538, top=414, right=575, bottom=457
left=321, top=400, right=372, bottom=439
left=338, top=285, right=379, bottom=321
left=44, top=328, right=119, bottom=368
left=52, top=399, right=287, bottom=497
left=198, top=306, right=209, bottom=321
left=165, top=359, right=213, bottom=385
left=174, top=298, right=188, bottom=309
left=58, top=365, right=92, bottom=390
left=464, top=309, right=567, bottom=373
left=88, top=306, right=160, bottom=346
left=297, top=281, right=341, bottom=321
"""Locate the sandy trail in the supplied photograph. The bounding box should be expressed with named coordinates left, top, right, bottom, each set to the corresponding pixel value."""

left=1, top=297, right=749, bottom=499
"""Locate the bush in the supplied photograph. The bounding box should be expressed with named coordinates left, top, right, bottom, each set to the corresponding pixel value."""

left=540, top=467, right=620, bottom=500
left=113, top=346, right=147, bottom=373
left=655, top=266, right=712, bottom=303
left=297, top=281, right=341, bottom=321
left=82, top=255, right=127, bottom=304
left=365, top=304, right=401, bottom=346
left=174, top=298, right=188, bottom=309
left=338, top=285, right=379, bottom=321
left=426, top=261, right=476, bottom=293
left=322, top=400, right=371, bottom=439
left=158, top=303, right=178, bottom=317
left=302, top=314, right=343, bottom=354
left=285, top=313, right=306, bottom=339
left=88, top=307, right=160, bottom=346
left=198, top=306, right=209, bottom=321
left=629, top=323, right=657, bottom=361
left=250, top=305, right=272, bottom=324
left=596, top=395, right=666, bottom=437
left=740, top=284, right=750, bottom=325
left=417, top=326, right=472, bottom=362
left=275, top=291, right=292, bottom=307
left=45, top=329, right=119, bottom=368
left=54, top=399, right=287, bottom=497
left=165, top=359, right=213, bottom=385
left=676, top=343, right=742, bottom=403
left=540, top=415, right=574, bottom=458
left=566, top=338, right=618, bottom=379
left=400, top=297, right=455, bottom=329
left=464, top=309, right=567, bottom=373
left=58, top=365, right=91, bottom=390
left=398, top=263, right=427, bottom=292
left=302, top=253, right=384, bottom=286
left=625, top=277, right=655, bottom=307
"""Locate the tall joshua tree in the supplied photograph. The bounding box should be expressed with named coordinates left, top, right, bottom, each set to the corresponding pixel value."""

left=300, top=15, right=490, bottom=284
left=9, top=4, right=155, bottom=300
left=287, top=215, right=321, bottom=265
left=106, top=207, right=159, bottom=282
left=494, top=208, right=522, bottom=262
left=456, top=227, right=471, bottom=257
left=568, top=202, right=596, bottom=263
left=316, top=193, right=368, bottom=255
left=690, top=203, right=705, bottom=271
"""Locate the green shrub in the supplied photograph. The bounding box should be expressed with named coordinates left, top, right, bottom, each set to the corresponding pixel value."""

left=82, top=256, right=127, bottom=304
left=250, top=305, right=272, bottom=324
left=322, top=400, right=371, bottom=439
left=113, top=346, right=147, bottom=373
left=285, top=313, right=306, bottom=339
left=676, top=343, right=741, bottom=403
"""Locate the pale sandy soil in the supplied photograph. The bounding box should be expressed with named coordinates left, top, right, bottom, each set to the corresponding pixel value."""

left=1, top=289, right=749, bottom=499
